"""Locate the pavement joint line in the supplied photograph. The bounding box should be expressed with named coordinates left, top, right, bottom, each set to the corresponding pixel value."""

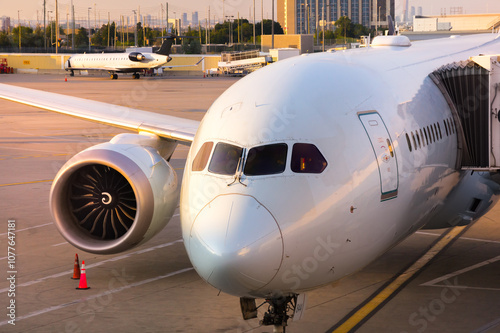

left=0, top=267, right=194, bottom=327
left=0, top=239, right=184, bottom=294
left=329, top=226, right=466, bottom=333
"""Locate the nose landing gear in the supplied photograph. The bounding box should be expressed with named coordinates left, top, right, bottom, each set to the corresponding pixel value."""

left=240, top=295, right=305, bottom=333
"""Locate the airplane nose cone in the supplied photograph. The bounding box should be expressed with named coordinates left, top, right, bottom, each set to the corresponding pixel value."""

left=189, top=195, right=283, bottom=296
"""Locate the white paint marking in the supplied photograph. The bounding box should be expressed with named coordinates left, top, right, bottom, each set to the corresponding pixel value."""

left=0, top=267, right=194, bottom=327
left=0, top=239, right=184, bottom=293
left=421, top=254, right=500, bottom=287
left=416, top=231, right=500, bottom=244
left=0, top=222, right=53, bottom=236
left=52, top=241, right=68, bottom=247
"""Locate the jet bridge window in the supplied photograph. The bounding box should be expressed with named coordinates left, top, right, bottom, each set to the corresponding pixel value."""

left=208, top=142, right=243, bottom=175
left=291, top=143, right=328, bottom=173
left=244, top=143, right=288, bottom=176
left=192, top=141, right=214, bottom=171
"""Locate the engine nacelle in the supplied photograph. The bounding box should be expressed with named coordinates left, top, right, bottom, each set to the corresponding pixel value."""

left=50, top=134, right=179, bottom=254
left=129, top=52, right=146, bottom=62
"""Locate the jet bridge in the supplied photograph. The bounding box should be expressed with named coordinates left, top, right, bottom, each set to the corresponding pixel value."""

left=430, top=55, right=500, bottom=171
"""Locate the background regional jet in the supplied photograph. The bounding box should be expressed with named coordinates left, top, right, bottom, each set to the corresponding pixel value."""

left=1, top=31, right=500, bottom=331
left=65, top=34, right=202, bottom=79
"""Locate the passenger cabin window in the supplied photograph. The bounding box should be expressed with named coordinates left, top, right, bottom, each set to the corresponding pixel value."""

left=192, top=142, right=214, bottom=171
left=405, top=133, right=412, bottom=152
left=208, top=142, right=243, bottom=175
left=244, top=143, right=288, bottom=176
left=291, top=143, right=327, bottom=173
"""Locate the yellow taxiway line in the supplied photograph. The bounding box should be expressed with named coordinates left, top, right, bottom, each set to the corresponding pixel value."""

left=330, top=226, right=467, bottom=333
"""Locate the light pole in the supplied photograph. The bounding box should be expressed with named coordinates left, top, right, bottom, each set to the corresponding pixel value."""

left=132, top=10, right=137, bottom=47
left=261, top=0, right=263, bottom=37
left=47, top=10, right=53, bottom=51
left=55, top=0, right=59, bottom=54
left=271, top=0, right=274, bottom=49
left=322, top=3, right=325, bottom=52
left=299, top=1, right=303, bottom=34
left=253, top=0, right=255, bottom=45
left=44, top=0, right=47, bottom=51
left=377, top=5, right=381, bottom=35
left=17, top=10, right=21, bottom=51
left=88, top=7, right=92, bottom=51
left=307, top=3, right=310, bottom=34
left=225, top=15, right=233, bottom=45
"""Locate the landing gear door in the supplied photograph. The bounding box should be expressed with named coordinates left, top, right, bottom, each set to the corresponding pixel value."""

left=358, top=111, right=399, bottom=201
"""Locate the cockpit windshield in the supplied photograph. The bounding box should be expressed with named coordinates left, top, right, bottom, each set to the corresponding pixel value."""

left=193, top=140, right=328, bottom=176
left=244, top=144, right=288, bottom=176
left=208, top=142, right=243, bottom=175
left=291, top=143, right=328, bottom=173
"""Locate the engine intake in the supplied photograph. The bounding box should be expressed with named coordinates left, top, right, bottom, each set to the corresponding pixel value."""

left=129, top=52, right=146, bottom=62
left=50, top=134, right=179, bottom=254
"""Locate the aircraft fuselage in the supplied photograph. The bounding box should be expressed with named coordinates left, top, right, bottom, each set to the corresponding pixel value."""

left=180, top=34, right=500, bottom=298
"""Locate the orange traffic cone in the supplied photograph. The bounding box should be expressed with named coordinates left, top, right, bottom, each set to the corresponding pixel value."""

left=71, top=253, right=80, bottom=280
left=76, top=260, right=90, bottom=290
left=65, top=75, right=67, bottom=82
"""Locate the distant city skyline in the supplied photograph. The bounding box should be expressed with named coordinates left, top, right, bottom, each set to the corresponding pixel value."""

left=2, top=0, right=500, bottom=27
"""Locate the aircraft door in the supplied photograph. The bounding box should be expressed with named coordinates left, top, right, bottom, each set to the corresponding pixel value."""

left=358, top=111, right=399, bottom=201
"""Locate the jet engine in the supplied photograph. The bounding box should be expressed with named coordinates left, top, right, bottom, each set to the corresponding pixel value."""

left=129, top=52, right=146, bottom=62
left=50, top=133, right=179, bottom=254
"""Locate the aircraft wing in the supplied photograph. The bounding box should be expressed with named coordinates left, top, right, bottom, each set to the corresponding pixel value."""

left=163, top=57, right=205, bottom=69
left=0, top=83, right=199, bottom=144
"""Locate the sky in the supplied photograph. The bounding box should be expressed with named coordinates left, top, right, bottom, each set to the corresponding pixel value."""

left=3, top=0, right=500, bottom=26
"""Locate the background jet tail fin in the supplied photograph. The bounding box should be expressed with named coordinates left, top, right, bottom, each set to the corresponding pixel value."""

left=156, top=35, right=176, bottom=56
left=155, top=35, right=199, bottom=57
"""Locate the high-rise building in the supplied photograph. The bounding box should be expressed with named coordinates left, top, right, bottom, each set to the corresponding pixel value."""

left=278, top=0, right=388, bottom=35
left=182, top=13, right=188, bottom=27
left=1, top=16, right=11, bottom=32
left=192, top=12, right=198, bottom=26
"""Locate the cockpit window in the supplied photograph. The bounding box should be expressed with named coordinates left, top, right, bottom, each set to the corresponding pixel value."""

left=291, top=143, right=328, bottom=173
left=192, top=141, right=214, bottom=171
left=244, top=143, right=288, bottom=176
left=208, top=142, right=243, bottom=175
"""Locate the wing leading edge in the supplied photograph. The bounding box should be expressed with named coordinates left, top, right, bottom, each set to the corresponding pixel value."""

left=0, top=83, right=199, bottom=144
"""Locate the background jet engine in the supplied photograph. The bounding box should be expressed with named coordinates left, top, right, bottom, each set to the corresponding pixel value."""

left=50, top=134, right=179, bottom=254
left=128, top=52, right=146, bottom=62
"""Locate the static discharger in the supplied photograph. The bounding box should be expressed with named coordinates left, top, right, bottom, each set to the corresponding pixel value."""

left=76, top=260, right=90, bottom=290
left=71, top=253, right=80, bottom=280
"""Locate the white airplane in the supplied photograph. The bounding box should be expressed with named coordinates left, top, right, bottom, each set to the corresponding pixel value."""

left=65, top=35, right=202, bottom=79
left=1, top=32, right=500, bottom=331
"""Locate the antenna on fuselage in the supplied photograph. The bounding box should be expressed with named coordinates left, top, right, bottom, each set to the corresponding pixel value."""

left=387, top=15, right=396, bottom=36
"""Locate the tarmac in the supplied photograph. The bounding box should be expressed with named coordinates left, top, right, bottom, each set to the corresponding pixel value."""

left=1, top=74, right=500, bottom=333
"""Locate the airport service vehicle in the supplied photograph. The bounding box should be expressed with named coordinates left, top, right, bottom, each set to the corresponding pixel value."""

left=65, top=35, right=201, bottom=79
left=1, top=31, right=500, bottom=332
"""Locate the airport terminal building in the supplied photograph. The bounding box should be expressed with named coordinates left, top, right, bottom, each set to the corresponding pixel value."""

left=277, top=0, right=395, bottom=34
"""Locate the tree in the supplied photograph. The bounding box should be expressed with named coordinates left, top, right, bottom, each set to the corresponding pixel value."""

left=75, top=27, right=88, bottom=48
left=255, top=20, right=284, bottom=35
left=136, top=22, right=144, bottom=46
left=334, top=16, right=352, bottom=39
left=333, top=16, right=370, bottom=40
left=0, top=32, right=11, bottom=47
left=182, top=37, right=201, bottom=54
